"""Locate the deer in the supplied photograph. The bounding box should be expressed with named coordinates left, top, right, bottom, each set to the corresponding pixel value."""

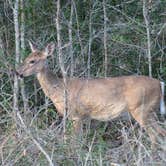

left=16, top=42, right=166, bottom=148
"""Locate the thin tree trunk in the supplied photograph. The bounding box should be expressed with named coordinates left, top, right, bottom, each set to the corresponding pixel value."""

left=69, top=2, right=74, bottom=77
left=87, top=3, right=92, bottom=78
left=72, top=0, right=85, bottom=67
left=103, top=0, right=108, bottom=78
left=13, top=0, right=20, bottom=115
left=56, top=0, right=68, bottom=140
left=143, top=0, right=152, bottom=77
left=20, top=0, right=25, bottom=50
left=20, top=0, right=29, bottom=112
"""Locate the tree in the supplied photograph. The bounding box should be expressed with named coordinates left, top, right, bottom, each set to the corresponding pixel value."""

left=13, top=0, right=20, bottom=116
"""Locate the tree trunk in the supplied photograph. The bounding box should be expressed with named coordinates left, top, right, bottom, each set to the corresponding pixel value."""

left=56, top=0, right=68, bottom=140
left=20, top=0, right=29, bottom=113
left=72, top=0, right=84, bottom=66
left=87, top=2, right=92, bottom=78
left=69, top=2, right=74, bottom=77
left=13, top=0, right=20, bottom=115
left=143, top=0, right=152, bottom=77
left=103, top=0, right=108, bottom=78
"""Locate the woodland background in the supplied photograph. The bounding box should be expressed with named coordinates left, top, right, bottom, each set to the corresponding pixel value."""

left=0, top=0, right=166, bottom=165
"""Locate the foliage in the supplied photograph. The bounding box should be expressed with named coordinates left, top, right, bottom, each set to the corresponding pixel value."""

left=0, top=0, right=166, bottom=165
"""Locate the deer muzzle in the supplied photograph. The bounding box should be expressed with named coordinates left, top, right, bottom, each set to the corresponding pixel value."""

left=16, top=67, right=24, bottom=78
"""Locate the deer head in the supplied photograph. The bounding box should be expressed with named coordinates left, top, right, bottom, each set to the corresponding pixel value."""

left=17, top=41, right=55, bottom=77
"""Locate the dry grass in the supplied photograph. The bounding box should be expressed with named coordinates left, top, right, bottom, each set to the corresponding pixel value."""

left=0, top=108, right=165, bottom=166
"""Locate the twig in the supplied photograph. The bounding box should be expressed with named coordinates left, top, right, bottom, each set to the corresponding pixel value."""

left=16, top=112, right=55, bottom=166
left=84, top=131, right=96, bottom=166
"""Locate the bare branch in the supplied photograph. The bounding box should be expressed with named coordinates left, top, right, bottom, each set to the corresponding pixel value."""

left=56, top=0, right=68, bottom=140
left=103, top=0, right=108, bottom=77
left=20, top=0, right=29, bottom=112
left=87, top=3, right=92, bottom=78
left=143, top=0, right=152, bottom=77
left=16, top=112, right=55, bottom=166
left=69, top=2, right=74, bottom=77
left=13, top=0, right=19, bottom=114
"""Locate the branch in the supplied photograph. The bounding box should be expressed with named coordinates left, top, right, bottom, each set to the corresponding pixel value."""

left=16, top=112, right=55, bottom=166
left=143, top=0, right=152, bottom=77
left=13, top=0, right=19, bottom=114
left=103, top=0, right=108, bottom=77
left=56, top=0, right=68, bottom=140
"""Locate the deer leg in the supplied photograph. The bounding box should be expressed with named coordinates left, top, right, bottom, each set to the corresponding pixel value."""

left=71, top=117, right=83, bottom=145
left=146, top=115, right=166, bottom=149
left=145, top=121, right=166, bottom=151
left=129, top=107, right=156, bottom=147
left=130, top=108, right=166, bottom=149
left=146, top=125, right=158, bottom=149
left=72, top=118, right=83, bottom=135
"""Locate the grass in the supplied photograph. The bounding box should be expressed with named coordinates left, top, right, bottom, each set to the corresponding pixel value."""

left=0, top=109, right=165, bottom=166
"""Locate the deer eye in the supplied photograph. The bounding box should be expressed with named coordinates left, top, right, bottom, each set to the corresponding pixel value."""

left=29, top=60, right=35, bottom=64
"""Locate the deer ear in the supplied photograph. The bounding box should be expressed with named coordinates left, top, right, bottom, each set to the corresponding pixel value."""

left=28, top=40, right=37, bottom=52
left=43, top=42, right=55, bottom=57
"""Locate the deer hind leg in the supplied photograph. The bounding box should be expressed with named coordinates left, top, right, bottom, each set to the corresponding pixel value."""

left=129, top=107, right=166, bottom=149
left=145, top=115, right=166, bottom=148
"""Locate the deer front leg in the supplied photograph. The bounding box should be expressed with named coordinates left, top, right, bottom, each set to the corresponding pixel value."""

left=72, top=118, right=83, bottom=136
left=71, top=117, right=83, bottom=145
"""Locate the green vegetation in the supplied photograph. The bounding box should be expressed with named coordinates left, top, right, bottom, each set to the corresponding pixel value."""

left=0, top=0, right=166, bottom=165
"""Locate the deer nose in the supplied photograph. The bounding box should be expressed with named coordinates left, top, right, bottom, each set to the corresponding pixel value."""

left=19, top=73, right=24, bottom=78
left=16, top=69, right=24, bottom=78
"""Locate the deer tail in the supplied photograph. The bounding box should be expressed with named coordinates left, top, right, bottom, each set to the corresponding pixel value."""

left=160, top=81, right=166, bottom=115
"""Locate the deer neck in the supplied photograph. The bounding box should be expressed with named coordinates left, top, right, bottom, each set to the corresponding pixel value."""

left=37, top=67, right=62, bottom=98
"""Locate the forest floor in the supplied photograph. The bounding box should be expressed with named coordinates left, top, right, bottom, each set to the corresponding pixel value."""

left=0, top=114, right=165, bottom=166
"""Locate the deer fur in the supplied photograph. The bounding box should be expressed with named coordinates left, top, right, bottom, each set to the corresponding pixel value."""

left=17, top=42, right=166, bottom=147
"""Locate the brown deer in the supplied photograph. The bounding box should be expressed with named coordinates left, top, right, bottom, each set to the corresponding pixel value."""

left=17, top=42, right=166, bottom=147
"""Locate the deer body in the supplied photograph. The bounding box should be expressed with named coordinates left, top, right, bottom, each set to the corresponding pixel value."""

left=17, top=42, right=166, bottom=147
left=37, top=69, right=161, bottom=123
